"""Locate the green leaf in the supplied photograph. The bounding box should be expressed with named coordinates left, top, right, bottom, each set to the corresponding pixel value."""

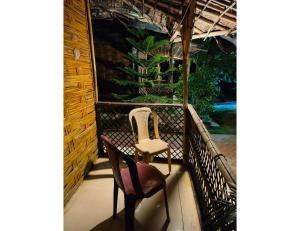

left=118, top=66, right=157, bottom=79
left=127, top=27, right=146, bottom=40
left=127, top=52, right=147, bottom=67
left=126, top=37, right=143, bottom=51
left=111, top=93, right=130, bottom=100
left=150, top=39, right=169, bottom=51
left=112, top=79, right=144, bottom=87
left=160, top=66, right=177, bottom=76
left=142, top=36, right=155, bottom=53
left=129, top=94, right=172, bottom=103
left=146, top=55, right=168, bottom=67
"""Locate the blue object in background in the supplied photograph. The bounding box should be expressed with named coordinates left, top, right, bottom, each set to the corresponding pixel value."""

left=213, top=101, right=236, bottom=111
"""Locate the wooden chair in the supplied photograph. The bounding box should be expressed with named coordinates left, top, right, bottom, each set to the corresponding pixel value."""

left=101, top=135, right=170, bottom=231
left=129, top=107, right=171, bottom=173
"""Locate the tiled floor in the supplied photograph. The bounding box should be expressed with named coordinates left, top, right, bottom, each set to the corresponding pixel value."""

left=64, top=158, right=202, bottom=231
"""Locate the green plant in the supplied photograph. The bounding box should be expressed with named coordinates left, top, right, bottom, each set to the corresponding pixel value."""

left=111, top=28, right=176, bottom=102
left=189, top=65, right=219, bottom=116
left=174, top=63, right=219, bottom=117
left=174, top=38, right=236, bottom=117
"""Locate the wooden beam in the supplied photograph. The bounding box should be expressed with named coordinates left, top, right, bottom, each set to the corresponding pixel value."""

left=170, top=0, right=195, bottom=43
left=196, top=2, right=236, bottom=24
left=123, top=0, right=142, bottom=15
left=204, top=1, right=236, bottom=40
left=193, top=26, right=203, bottom=34
left=170, top=30, right=181, bottom=42
left=180, top=0, right=196, bottom=161
left=86, top=0, right=98, bottom=101
left=197, top=0, right=236, bottom=17
left=211, top=0, right=234, bottom=9
left=194, top=0, right=212, bottom=22
left=195, top=16, right=229, bottom=31
left=136, top=0, right=181, bottom=19
left=173, top=29, right=236, bottom=42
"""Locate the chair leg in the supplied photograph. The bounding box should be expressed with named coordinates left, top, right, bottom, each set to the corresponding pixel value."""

left=113, top=179, right=118, bottom=218
left=134, top=149, right=139, bottom=162
left=143, top=154, right=150, bottom=164
left=124, top=195, right=136, bottom=231
left=163, top=187, right=170, bottom=221
left=167, top=148, right=171, bottom=173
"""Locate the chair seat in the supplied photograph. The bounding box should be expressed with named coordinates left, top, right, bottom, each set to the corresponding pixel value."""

left=120, top=162, right=165, bottom=196
left=135, top=139, right=169, bottom=155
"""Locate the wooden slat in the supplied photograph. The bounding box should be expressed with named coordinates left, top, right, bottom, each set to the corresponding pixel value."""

left=173, top=29, right=235, bottom=42
left=203, top=1, right=236, bottom=39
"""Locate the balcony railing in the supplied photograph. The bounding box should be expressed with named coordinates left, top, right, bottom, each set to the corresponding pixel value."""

left=96, top=101, right=236, bottom=230
left=187, top=105, right=236, bottom=230
left=96, top=101, right=184, bottom=160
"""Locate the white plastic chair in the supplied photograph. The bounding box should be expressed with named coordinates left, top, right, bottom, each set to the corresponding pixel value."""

left=129, top=107, right=171, bottom=173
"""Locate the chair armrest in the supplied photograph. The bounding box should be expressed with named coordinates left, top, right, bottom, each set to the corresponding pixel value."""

left=153, top=111, right=160, bottom=139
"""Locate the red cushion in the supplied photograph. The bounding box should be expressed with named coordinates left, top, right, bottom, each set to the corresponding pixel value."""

left=120, top=162, right=164, bottom=196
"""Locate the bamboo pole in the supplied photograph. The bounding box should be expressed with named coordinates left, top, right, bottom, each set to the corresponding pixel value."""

left=196, top=2, right=236, bottom=24
left=194, top=0, right=212, bottom=22
left=204, top=1, right=236, bottom=40
left=180, top=0, right=196, bottom=162
left=211, top=0, right=235, bottom=9
left=169, top=43, right=174, bottom=84
left=86, top=0, right=99, bottom=101
left=195, top=16, right=229, bottom=31
left=173, top=29, right=236, bottom=42
left=197, top=0, right=236, bottom=17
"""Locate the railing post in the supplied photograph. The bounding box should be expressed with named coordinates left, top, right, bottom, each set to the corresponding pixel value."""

left=181, top=0, right=196, bottom=163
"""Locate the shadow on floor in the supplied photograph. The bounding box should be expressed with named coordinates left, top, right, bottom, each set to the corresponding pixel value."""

left=90, top=160, right=112, bottom=171
left=90, top=165, right=185, bottom=231
left=90, top=208, right=170, bottom=231
left=85, top=174, right=114, bottom=180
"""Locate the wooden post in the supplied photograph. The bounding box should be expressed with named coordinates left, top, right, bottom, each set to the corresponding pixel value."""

left=180, top=0, right=196, bottom=163
left=169, top=43, right=174, bottom=84
left=86, top=0, right=99, bottom=101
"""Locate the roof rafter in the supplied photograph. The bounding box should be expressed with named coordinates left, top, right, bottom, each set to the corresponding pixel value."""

left=203, top=1, right=236, bottom=39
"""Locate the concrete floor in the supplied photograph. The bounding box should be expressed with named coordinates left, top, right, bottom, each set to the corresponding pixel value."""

left=64, top=158, right=202, bottom=231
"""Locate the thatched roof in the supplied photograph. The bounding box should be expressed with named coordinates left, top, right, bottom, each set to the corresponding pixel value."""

left=90, top=0, right=236, bottom=43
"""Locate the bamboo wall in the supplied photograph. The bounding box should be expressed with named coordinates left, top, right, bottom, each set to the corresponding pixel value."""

left=64, top=0, right=98, bottom=204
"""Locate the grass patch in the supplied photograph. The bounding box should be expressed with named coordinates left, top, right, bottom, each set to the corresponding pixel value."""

left=208, top=126, right=235, bottom=134
left=209, top=110, right=236, bottom=134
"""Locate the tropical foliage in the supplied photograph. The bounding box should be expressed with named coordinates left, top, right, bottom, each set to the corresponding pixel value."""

left=175, top=37, right=236, bottom=117
left=112, top=28, right=175, bottom=102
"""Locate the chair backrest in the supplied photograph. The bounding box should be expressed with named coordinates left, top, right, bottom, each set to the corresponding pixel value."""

left=100, top=135, right=124, bottom=190
left=129, top=107, right=151, bottom=142
left=101, top=135, right=143, bottom=195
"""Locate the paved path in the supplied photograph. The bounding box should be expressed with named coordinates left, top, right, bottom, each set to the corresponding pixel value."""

left=212, top=134, right=236, bottom=176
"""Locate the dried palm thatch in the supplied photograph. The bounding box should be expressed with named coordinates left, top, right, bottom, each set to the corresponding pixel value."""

left=64, top=0, right=98, bottom=204
left=90, top=0, right=236, bottom=42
